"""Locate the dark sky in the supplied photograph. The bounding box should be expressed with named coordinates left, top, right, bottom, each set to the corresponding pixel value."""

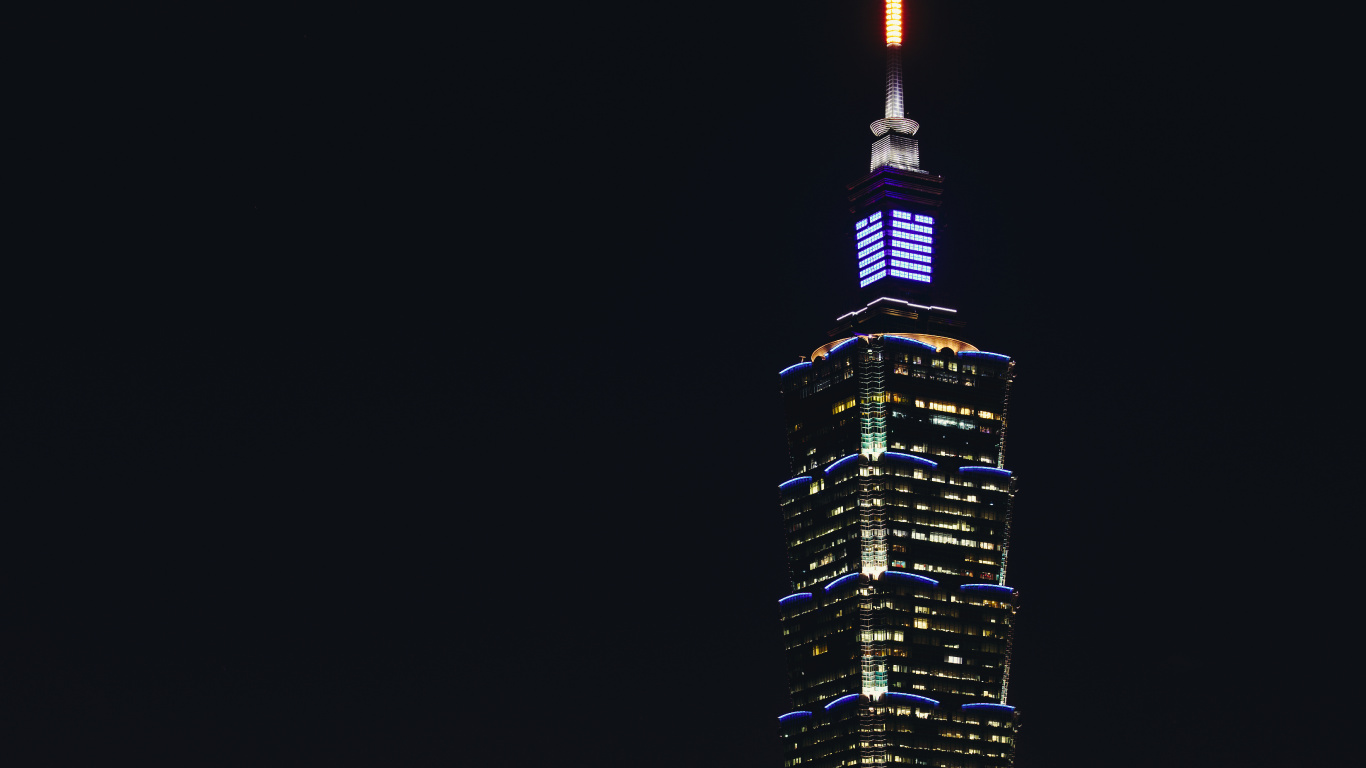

left=8, top=2, right=1342, bottom=766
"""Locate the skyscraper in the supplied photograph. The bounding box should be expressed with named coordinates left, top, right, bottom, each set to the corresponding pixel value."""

left=775, top=4, right=1019, bottom=766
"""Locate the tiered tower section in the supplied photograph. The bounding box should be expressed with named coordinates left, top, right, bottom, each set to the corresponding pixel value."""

left=773, top=5, right=1020, bottom=767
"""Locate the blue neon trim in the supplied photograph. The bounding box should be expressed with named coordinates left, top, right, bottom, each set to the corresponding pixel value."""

left=884, top=452, right=938, bottom=468
left=858, top=250, right=886, bottom=268
left=890, top=239, right=933, bottom=254
left=958, top=351, right=1010, bottom=361
left=888, top=250, right=931, bottom=264
left=889, top=269, right=931, bottom=283
left=779, top=592, right=813, bottom=606
left=824, top=573, right=859, bottom=592
left=961, top=703, right=1015, bottom=712
left=960, top=584, right=1014, bottom=594
left=779, top=362, right=812, bottom=377
left=825, top=454, right=859, bottom=474
left=958, top=466, right=1011, bottom=477
left=824, top=694, right=860, bottom=710
left=889, top=260, right=932, bottom=273
left=891, top=221, right=932, bottom=234
left=885, top=692, right=940, bottom=707
left=859, top=261, right=887, bottom=278
left=778, top=711, right=813, bottom=722
left=882, top=335, right=937, bottom=352
left=779, top=476, right=813, bottom=490
left=883, top=571, right=939, bottom=587
left=829, top=338, right=858, bottom=355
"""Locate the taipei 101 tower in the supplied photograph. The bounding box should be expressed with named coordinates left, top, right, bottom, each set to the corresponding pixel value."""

left=774, top=3, right=1021, bottom=766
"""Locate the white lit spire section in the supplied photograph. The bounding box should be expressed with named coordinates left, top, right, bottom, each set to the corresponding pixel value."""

left=870, top=0, right=920, bottom=169
left=885, top=0, right=904, bottom=118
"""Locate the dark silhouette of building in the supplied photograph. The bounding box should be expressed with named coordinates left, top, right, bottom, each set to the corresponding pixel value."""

left=775, top=3, right=1019, bottom=766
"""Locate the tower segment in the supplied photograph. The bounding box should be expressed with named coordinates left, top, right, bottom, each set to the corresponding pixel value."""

left=774, top=5, right=1021, bottom=766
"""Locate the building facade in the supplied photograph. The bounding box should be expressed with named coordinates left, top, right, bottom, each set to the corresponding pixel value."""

left=775, top=4, right=1019, bottom=766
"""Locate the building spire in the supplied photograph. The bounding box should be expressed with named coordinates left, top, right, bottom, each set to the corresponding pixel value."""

left=884, top=0, right=905, bottom=120
left=870, top=0, right=921, bottom=170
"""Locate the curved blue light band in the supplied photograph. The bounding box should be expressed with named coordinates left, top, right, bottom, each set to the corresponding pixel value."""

left=779, top=362, right=812, bottom=377
left=958, top=351, right=1010, bottom=361
left=824, top=573, right=859, bottom=592
left=778, top=710, right=813, bottom=722
left=825, top=454, right=859, bottom=474
left=885, top=452, right=938, bottom=468
left=960, top=584, right=1014, bottom=594
left=885, top=692, right=940, bottom=707
left=961, top=703, right=1016, bottom=712
left=883, top=571, right=940, bottom=587
left=958, top=466, right=1011, bottom=477
left=779, top=592, right=813, bottom=606
left=824, top=693, right=860, bottom=710
left=883, top=335, right=937, bottom=352
left=779, top=476, right=813, bottom=490
left=829, top=338, right=859, bottom=355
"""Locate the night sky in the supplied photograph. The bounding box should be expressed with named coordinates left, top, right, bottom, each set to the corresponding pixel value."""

left=8, top=2, right=1339, bottom=766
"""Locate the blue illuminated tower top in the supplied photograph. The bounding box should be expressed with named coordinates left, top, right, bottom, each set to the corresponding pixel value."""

left=835, top=1, right=955, bottom=335
left=853, top=209, right=937, bottom=288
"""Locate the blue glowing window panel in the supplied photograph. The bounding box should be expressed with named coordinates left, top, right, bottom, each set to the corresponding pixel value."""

left=892, top=221, right=934, bottom=235
left=888, top=250, right=931, bottom=264
left=859, top=261, right=887, bottom=278
left=826, top=454, right=859, bottom=474
left=824, top=693, right=860, bottom=710
left=858, top=210, right=933, bottom=287
left=824, top=573, right=859, bottom=592
left=961, top=703, right=1015, bottom=712
left=883, top=336, right=937, bottom=352
left=890, top=240, right=933, bottom=254
left=889, top=269, right=930, bottom=283
left=884, top=451, right=938, bottom=467
left=883, top=570, right=939, bottom=587
left=779, top=592, right=814, bottom=606
left=858, top=251, right=886, bottom=269
left=960, top=583, right=1014, bottom=594
left=778, top=711, right=813, bottom=722
left=889, top=260, right=932, bottom=273
left=959, top=466, right=1011, bottom=477
left=856, top=228, right=884, bottom=247
left=779, top=476, right=813, bottom=490
left=885, top=692, right=940, bottom=707
left=779, top=362, right=811, bottom=377
left=958, top=351, right=1010, bottom=361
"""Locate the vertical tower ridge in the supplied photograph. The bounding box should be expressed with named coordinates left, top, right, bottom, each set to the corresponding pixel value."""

left=885, top=41, right=904, bottom=120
